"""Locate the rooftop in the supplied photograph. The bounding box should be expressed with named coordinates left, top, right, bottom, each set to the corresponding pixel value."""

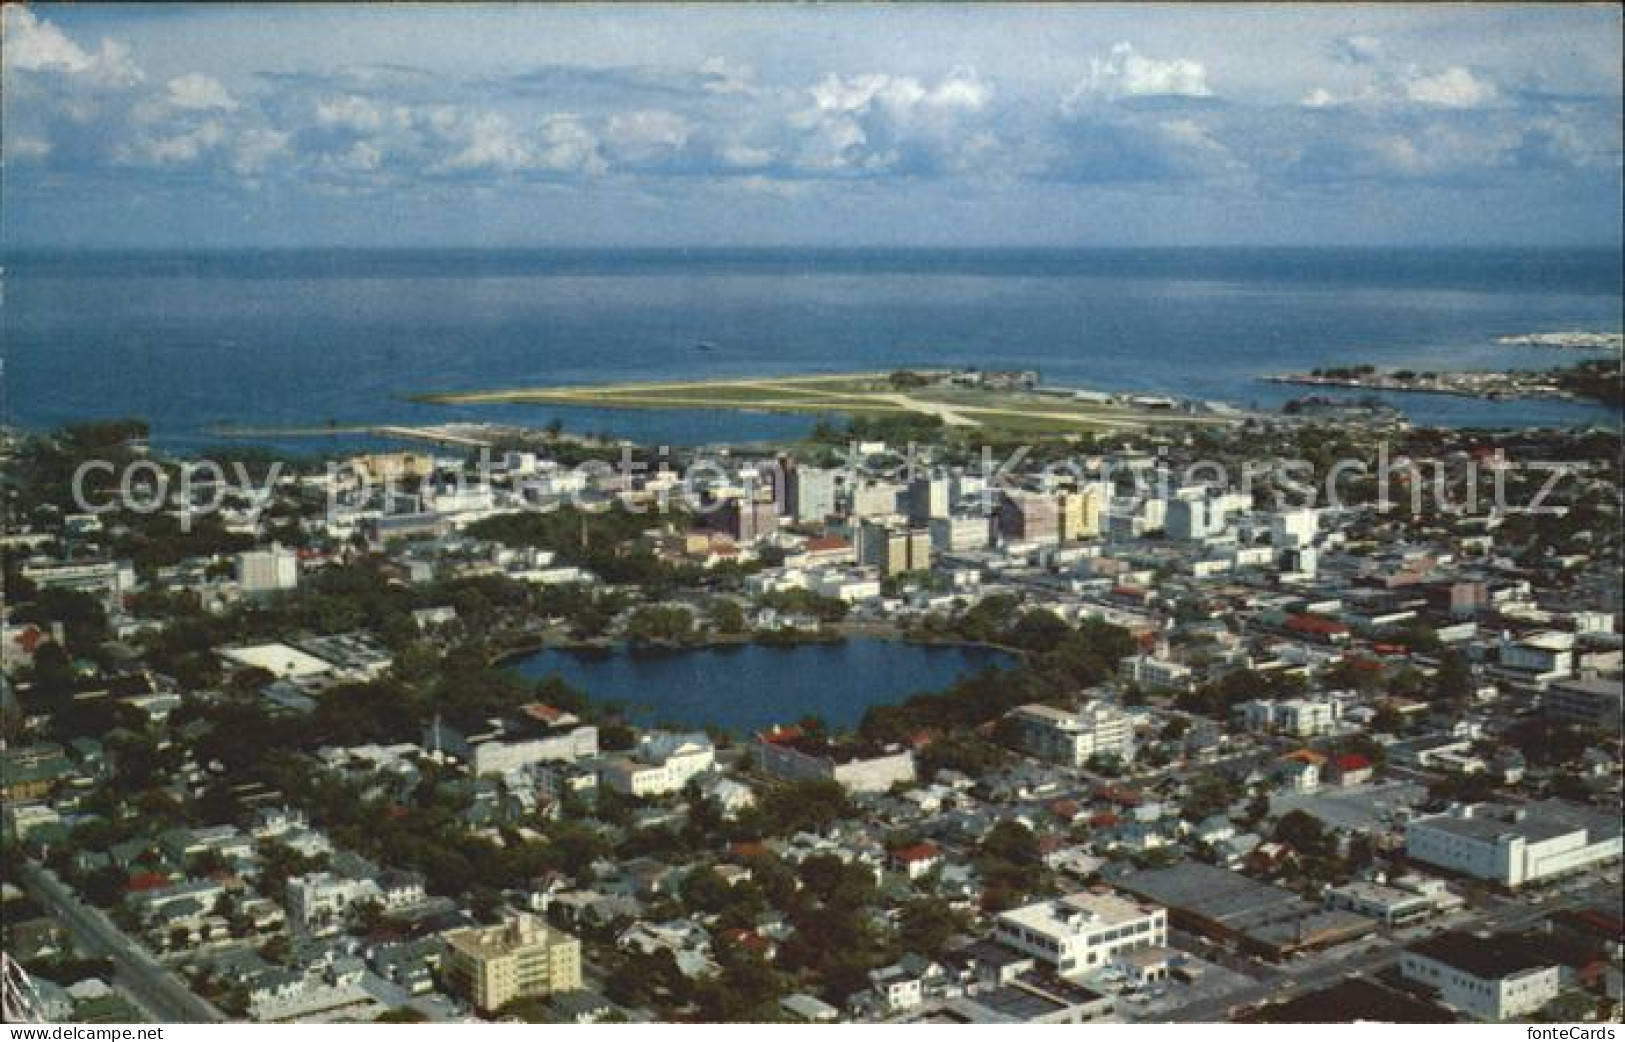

left=444, top=913, right=573, bottom=959
left=998, top=890, right=1158, bottom=935
left=1410, top=799, right=1622, bottom=845
left=1406, top=931, right=1557, bottom=980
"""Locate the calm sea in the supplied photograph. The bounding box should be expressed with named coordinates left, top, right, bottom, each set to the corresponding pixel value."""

left=3, top=248, right=1620, bottom=452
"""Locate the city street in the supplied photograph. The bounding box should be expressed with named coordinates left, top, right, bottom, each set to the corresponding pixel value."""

left=19, top=860, right=225, bottom=1023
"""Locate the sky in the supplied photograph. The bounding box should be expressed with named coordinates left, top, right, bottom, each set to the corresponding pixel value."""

left=3, top=3, right=1621, bottom=249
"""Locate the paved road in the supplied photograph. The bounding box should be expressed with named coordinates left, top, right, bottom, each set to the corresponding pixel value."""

left=1166, top=941, right=1397, bottom=1022
left=19, top=861, right=225, bottom=1023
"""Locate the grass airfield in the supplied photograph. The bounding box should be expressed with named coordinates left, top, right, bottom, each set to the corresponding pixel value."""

left=416, top=371, right=1233, bottom=438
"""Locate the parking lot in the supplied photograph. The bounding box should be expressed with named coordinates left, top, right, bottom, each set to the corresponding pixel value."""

left=1082, top=955, right=1258, bottom=1022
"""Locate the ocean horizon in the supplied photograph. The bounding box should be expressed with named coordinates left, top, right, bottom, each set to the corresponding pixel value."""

left=4, top=245, right=1620, bottom=451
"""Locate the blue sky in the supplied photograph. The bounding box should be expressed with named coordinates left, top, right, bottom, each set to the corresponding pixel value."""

left=3, top=3, right=1620, bottom=249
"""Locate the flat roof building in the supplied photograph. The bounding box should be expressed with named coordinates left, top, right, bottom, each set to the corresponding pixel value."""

left=443, top=913, right=582, bottom=1013
left=1405, top=799, right=1622, bottom=889
left=1401, top=931, right=1562, bottom=1022
left=993, top=890, right=1166, bottom=977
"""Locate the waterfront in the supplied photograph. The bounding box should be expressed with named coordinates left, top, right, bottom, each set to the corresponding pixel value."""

left=4, top=249, right=1621, bottom=451
left=508, top=637, right=1016, bottom=733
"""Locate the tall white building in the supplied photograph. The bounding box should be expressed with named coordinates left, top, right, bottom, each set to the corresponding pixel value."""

left=850, top=480, right=905, bottom=519
left=907, top=476, right=952, bottom=523
left=994, top=891, right=1167, bottom=977
left=286, top=872, right=382, bottom=933
left=929, top=515, right=992, bottom=554
left=1006, top=703, right=1136, bottom=767
left=600, top=732, right=715, bottom=796
left=787, top=466, right=840, bottom=523
left=1238, top=696, right=1343, bottom=737
left=239, top=545, right=299, bottom=594
left=1271, top=509, right=1319, bottom=549
left=1165, top=495, right=1217, bottom=541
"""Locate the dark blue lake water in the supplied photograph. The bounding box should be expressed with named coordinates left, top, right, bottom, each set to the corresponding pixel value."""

left=509, top=638, right=1014, bottom=733
left=3, top=248, right=1620, bottom=452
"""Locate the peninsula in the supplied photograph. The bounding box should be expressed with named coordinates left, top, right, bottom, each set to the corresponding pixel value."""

left=413, top=368, right=1237, bottom=437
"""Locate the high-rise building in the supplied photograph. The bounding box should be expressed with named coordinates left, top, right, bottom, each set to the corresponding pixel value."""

left=929, top=515, right=990, bottom=554
left=443, top=913, right=583, bottom=1013
left=997, top=491, right=1060, bottom=544
left=850, top=480, right=904, bottom=519
left=907, top=476, right=951, bottom=523
left=856, top=521, right=932, bottom=577
left=1006, top=703, right=1136, bottom=766
left=719, top=496, right=779, bottom=543
left=1271, top=508, right=1318, bottom=549
left=239, top=545, right=299, bottom=594
left=1165, top=494, right=1215, bottom=541
left=786, top=465, right=840, bottom=523
left=1060, top=484, right=1107, bottom=541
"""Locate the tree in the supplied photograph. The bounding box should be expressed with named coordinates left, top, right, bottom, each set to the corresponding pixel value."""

left=1182, top=775, right=1238, bottom=822
left=979, top=820, right=1039, bottom=866
left=897, top=898, right=964, bottom=958
left=747, top=780, right=853, bottom=837
left=1159, top=717, right=1190, bottom=743
left=679, top=866, right=737, bottom=915
left=1432, top=650, right=1473, bottom=708
left=708, top=598, right=746, bottom=635
left=625, top=605, right=695, bottom=644
left=1372, top=703, right=1406, bottom=734
left=1006, top=609, right=1070, bottom=652
left=1273, top=809, right=1334, bottom=859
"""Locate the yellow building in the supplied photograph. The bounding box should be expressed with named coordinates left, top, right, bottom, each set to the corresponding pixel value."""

left=1060, top=485, right=1105, bottom=542
left=443, top=914, right=582, bottom=1012
left=349, top=452, right=436, bottom=483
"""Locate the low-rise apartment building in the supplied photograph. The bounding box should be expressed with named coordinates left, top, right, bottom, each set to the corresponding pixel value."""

left=1005, top=703, right=1135, bottom=768
left=994, top=891, right=1167, bottom=977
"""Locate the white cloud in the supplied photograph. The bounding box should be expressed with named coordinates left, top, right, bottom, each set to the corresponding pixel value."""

left=720, top=144, right=773, bottom=169
left=438, top=112, right=534, bottom=173
left=165, top=73, right=238, bottom=112
left=792, top=69, right=993, bottom=174
left=129, top=121, right=229, bottom=166
left=231, top=127, right=292, bottom=176
left=2, top=6, right=143, bottom=87
left=1405, top=66, right=1499, bottom=108
left=605, top=109, right=690, bottom=157
left=5, top=134, right=53, bottom=161
left=699, top=56, right=754, bottom=95
left=315, top=95, right=389, bottom=133
left=1298, top=84, right=1381, bottom=109
left=1332, top=35, right=1385, bottom=66
left=1073, top=43, right=1212, bottom=102
left=533, top=115, right=607, bottom=175
left=1302, top=64, right=1499, bottom=110
left=807, top=69, right=990, bottom=118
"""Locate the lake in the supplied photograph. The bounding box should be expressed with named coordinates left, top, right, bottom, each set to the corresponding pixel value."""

left=508, top=637, right=1015, bottom=733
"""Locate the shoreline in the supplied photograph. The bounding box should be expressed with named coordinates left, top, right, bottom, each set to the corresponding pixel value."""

left=490, top=622, right=1029, bottom=670
left=1261, top=374, right=1587, bottom=402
